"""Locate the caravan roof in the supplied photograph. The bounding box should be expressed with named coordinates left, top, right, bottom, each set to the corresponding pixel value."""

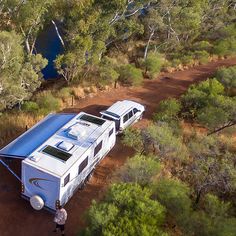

left=0, top=112, right=114, bottom=177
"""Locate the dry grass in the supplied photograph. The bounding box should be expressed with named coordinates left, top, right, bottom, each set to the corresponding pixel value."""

left=0, top=112, right=42, bottom=148
left=71, top=86, right=85, bottom=99
left=0, top=84, right=105, bottom=148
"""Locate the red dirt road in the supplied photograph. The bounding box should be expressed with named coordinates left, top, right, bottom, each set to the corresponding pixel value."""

left=0, top=58, right=236, bottom=236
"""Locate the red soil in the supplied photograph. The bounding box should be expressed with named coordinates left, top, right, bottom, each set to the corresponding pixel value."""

left=0, top=58, right=236, bottom=236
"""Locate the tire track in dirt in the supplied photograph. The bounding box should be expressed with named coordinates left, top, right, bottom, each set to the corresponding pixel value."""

left=0, top=57, right=235, bottom=236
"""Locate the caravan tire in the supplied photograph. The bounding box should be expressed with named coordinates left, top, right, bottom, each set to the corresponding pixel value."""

left=87, top=171, right=94, bottom=182
left=79, top=181, right=86, bottom=190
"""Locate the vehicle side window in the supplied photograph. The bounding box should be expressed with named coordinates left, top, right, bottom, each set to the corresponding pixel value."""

left=94, top=141, right=103, bottom=157
left=123, top=113, right=129, bottom=123
left=109, top=128, right=114, bottom=137
left=128, top=110, right=133, bottom=119
left=133, top=108, right=138, bottom=114
left=64, top=173, right=70, bottom=186
left=78, top=157, right=88, bottom=175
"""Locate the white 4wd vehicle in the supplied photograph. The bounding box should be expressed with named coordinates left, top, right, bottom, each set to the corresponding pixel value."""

left=100, top=100, right=145, bottom=134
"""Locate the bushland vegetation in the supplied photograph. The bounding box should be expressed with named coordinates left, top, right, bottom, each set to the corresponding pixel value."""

left=0, top=2, right=236, bottom=234
left=81, top=67, right=236, bottom=236
left=0, top=0, right=236, bottom=112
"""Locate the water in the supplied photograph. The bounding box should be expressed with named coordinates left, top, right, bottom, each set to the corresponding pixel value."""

left=35, top=22, right=64, bottom=79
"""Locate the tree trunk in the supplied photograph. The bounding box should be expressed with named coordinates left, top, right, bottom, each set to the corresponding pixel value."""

left=30, top=37, right=37, bottom=55
left=144, top=29, right=154, bottom=59
left=195, top=188, right=202, bottom=205
left=25, top=38, right=31, bottom=55
left=51, top=20, right=65, bottom=47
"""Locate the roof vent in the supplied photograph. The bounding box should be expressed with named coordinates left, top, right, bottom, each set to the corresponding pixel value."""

left=68, top=125, right=87, bottom=140
left=30, top=156, right=41, bottom=162
left=58, top=141, right=74, bottom=151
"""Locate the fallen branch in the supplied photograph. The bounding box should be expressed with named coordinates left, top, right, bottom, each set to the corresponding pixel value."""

left=207, top=122, right=236, bottom=136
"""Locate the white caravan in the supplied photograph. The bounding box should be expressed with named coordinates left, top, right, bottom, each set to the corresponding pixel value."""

left=0, top=112, right=116, bottom=211
left=100, top=100, right=145, bottom=133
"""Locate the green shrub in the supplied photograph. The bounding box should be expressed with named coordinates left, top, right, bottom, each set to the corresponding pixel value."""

left=118, top=64, right=143, bottom=86
left=181, top=78, right=225, bottom=118
left=196, top=95, right=236, bottom=130
left=179, top=54, right=194, bottom=66
left=35, top=91, right=61, bottom=115
left=122, top=127, right=144, bottom=153
left=83, top=183, right=167, bottom=236
left=171, top=58, right=181, bottom=68
left=153, top=178, right=192, bottom=221
left=143, top=52, right=165, bottom=79
left=215, top=66, right=236, bottom=91
left=56, top=87, right=73, bottom=100
left=161, top=60, right=172, bottom=71
left=153, top=98, right=182, bottom=123
left=186, top=194, right=236, bottom=236
left=145, top=123, right=188, bottom=160
left=192, top=41, right=212, bottom=52
left=22, top=101, right=39, bottom=114
left=116, top=154, right=162, bottom=186
left=98, top=57, right=120, bottom=86
left=194, top=50, right=209, bottom=64
left=213, top=38, right=236, bottom=56
left=196, top=106, right=230, bottom=130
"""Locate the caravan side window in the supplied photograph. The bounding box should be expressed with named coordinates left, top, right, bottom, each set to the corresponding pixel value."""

left=94, top=141, right=102, bottom=157
left=64, top=173, right=70, bottom=186
left=78, top=157, right=88, bottom=174
left=109, top=128, right=114, bottom=137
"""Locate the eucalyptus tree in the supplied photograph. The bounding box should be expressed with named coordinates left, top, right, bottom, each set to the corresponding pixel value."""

left=0, top=30, right=47, bottom=110
left=142, top=9, right=164, bottom=59
left=200, top=0, right=235, bottom=37
left=14, top=0, right=55, bottom=55
left=186, top=135, right=236, bottom=204
left=182, top=78, right=236, bottom=134
left=0, top=0, right=55, bottom=55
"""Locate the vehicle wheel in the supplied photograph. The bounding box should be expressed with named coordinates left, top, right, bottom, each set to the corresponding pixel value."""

left=139, top=112, right=144, bottom=120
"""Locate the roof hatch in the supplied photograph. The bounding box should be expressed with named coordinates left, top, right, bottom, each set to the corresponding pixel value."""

left=68, top=124, right=87, bottom=140
left=58, top=141, right=74, bottom=151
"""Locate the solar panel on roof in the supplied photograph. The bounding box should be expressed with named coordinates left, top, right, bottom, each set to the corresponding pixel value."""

left=42, top=145, right=72, bottom=162
left=80, top=114, right=105, bottom=126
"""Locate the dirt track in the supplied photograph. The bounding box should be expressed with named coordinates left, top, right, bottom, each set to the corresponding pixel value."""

left=0, top=58, right=236, bottom=236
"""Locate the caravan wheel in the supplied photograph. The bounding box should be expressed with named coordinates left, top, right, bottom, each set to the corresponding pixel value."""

left=87, top=171, right=94, bottom=182
left=79, top=181, right=86, bottom=190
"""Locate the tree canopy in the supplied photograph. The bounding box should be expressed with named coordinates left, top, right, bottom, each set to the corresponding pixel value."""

left=83, top=183, right=167, bottom=236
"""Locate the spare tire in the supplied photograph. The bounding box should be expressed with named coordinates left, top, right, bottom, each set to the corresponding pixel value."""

left=30, top=195, right=44, bottom=210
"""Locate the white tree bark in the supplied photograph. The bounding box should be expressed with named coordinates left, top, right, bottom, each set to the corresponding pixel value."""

left=51, top=20, right=65, bottom=47
left=144, top=28, right=155, bottom=59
